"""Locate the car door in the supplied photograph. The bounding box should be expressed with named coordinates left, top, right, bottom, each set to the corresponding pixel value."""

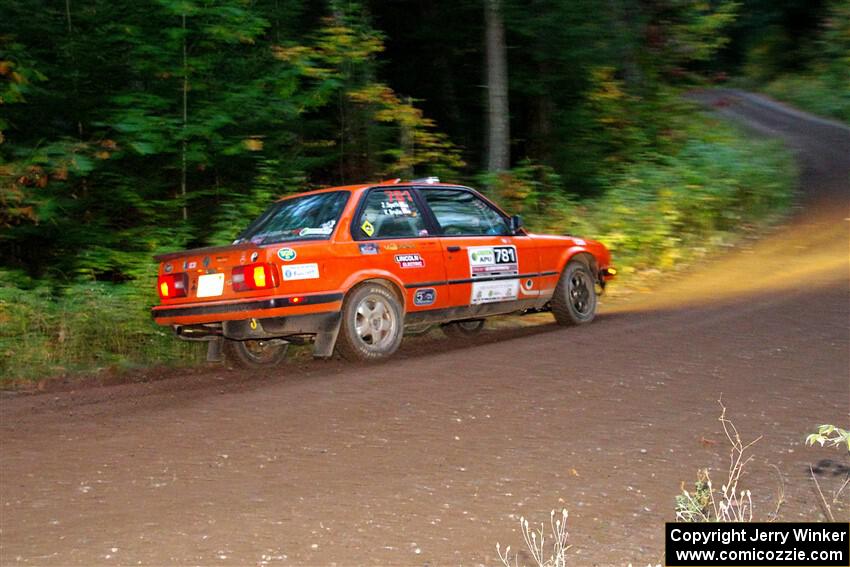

left=351, top=187, right=450, bottom=312
left=416, top=187, right=540, bottom=310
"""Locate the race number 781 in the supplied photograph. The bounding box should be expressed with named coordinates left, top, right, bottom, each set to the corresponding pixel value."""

left=494, top=246, right=517, bottom=264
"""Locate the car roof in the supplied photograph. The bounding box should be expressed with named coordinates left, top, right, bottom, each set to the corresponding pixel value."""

left=275, top=180, right=471, bottom=201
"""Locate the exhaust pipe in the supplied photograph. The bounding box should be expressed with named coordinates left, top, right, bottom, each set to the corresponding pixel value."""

left=174, top=324, right=223, bottom=341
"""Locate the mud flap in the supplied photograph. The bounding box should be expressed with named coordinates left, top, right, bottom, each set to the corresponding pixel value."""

left=206, top=337, right=224, bottom=363
left=312, top=313, right=341, bottom=359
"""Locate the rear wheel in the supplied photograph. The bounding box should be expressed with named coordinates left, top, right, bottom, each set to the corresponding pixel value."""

left=441, top=319, right=485, bottom=338
left=551, top=260, right=597, bottom=325
left=336, top=283, right=404, bottom=361
left=223, top=338, right=289, bottom=369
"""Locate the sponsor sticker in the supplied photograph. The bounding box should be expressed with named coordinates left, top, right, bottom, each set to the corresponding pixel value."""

left=413, top=288, right=436, bottom=306
left=469, top=248, right=495, bottom=265
left=383, top=242, right=415, bottom=251
left=467, top=245, right=518, bottom=278
left=359, top=243, right=379, bottom=255
left=298, top=226, right=333, bottom=236
left=470, top=279, right=519, bottom=305
left=277, top=247, right=297, bottom=262
left=282, top=263, right=320, bottom=281
left=361, top=220, right=375, bottom=237
left=395, top=253, right=425, bottom=269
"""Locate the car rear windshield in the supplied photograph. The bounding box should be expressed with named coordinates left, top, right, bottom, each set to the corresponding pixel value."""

left=234, top=191, right=349, bottom=245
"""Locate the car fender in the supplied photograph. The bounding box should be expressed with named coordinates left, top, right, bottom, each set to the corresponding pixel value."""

left=339, top=269, right=408, bottom=311
left=555, top=246, right=597, bottom=275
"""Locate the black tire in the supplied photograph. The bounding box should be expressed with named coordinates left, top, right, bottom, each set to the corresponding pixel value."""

left=223, top=338, right=289, bottom=369
left=551, top=260, right=598, bottom=325
left=336, top=283, right=404, bottom=361
left=441, top=319, right=485, bottom=338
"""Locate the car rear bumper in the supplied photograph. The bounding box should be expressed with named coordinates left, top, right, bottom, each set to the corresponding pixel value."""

left=152, top=292, right=344, bottom=325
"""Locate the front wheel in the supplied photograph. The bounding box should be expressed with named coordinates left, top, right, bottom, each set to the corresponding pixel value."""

left=223, top=338, right=290, bottom=369
left=551, top=260, right=598, bottom=325
left=336, top=283, right=404, bottom=361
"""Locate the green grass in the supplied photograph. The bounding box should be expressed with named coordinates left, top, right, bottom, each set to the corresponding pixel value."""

left=0, top=271, right=203, bottom=386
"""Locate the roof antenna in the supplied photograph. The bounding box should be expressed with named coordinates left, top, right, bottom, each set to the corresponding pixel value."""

left=411, top=177, right=440, bottom=184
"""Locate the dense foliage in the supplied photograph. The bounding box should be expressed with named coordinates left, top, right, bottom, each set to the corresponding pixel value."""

left=1, top=0, right=759, bottom=280
left=1, top=0, right=826, bottom=381
left=730, top=0, right=850, bottom=121
left=1, top=0, right=465, bottom=281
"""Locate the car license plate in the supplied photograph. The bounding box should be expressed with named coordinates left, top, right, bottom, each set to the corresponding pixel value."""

left=196, top=273, right=225, bottom=297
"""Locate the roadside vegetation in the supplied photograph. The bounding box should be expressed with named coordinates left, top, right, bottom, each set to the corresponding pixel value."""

left=0, top=271, right=202, bottom=383
left=763, top=75, right=850, bottom=124
left=736, top=0, right=850, bottom=123
left=488, top=116, right=794, bottom=282
left=806, top=424, right=850, bottom=521
left=0, top=0, right=823, bottom=385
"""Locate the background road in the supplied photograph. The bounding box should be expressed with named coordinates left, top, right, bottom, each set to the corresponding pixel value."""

left=1, top=91, right=848, bottom=566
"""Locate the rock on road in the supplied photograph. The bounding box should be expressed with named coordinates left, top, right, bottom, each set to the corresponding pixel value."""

left=1, top=91, right=848, bottom=566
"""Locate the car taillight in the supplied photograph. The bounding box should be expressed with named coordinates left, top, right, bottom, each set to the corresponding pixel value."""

left=158, top=272, right=188, bottom=299
left=232, top=263, right=278, bottom=292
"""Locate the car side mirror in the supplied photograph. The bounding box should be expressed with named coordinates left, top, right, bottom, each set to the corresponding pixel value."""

left=509, top=214, right=524, bottom=235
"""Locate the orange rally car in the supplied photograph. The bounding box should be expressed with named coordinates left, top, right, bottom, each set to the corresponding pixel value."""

left=152, top=178, right=615, bottom=367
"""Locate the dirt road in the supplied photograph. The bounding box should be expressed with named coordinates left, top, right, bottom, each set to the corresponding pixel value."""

left=1, top=91, right=848, bottom=566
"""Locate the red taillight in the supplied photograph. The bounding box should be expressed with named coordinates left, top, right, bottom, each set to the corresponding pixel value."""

left=157, top=272, right=188, bottom=299
left=232, top=263, right=278, bottom=292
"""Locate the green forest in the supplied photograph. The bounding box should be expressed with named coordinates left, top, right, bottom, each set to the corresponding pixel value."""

left=1, top=0, right=847, bottom=382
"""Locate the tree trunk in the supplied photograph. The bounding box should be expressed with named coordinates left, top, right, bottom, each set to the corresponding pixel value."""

left=181, top=12, right=188, bottom=221
left=485, top=0, right=509, bottom=173
left=64, top=0, right=72, bottom=33
left=400, top=96, right=415, bottom=179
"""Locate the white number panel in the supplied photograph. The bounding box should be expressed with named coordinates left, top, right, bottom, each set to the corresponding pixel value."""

left=467, top=245, right=518, bottom=278
left=470, top=279, right=520, bottom=305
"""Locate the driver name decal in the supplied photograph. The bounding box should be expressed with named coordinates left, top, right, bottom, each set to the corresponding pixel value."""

left=380, top=190, right=416, bottom=217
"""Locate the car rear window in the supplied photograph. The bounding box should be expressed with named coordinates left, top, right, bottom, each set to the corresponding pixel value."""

left=235, top=191, right=349, bottom=245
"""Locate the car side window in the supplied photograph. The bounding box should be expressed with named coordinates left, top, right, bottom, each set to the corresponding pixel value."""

left=356, top=189, right=428, bottom=239
left=420, top=189, right=510, bottom=236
